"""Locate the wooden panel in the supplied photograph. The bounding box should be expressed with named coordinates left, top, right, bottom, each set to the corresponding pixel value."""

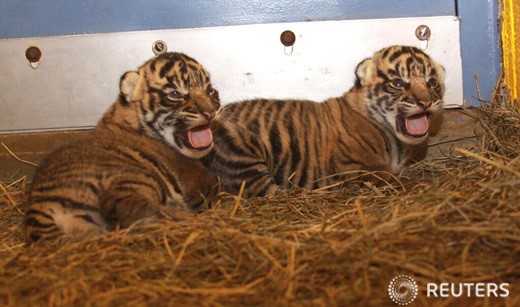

left=502, top=0, right=519, bottom=109
left=0, top=130, right=88, bottom=182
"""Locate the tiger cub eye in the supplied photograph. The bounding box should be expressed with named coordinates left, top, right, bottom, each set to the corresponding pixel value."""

left=167, top=91, right=184, bottom=101
left=206, top=85, right=216, bottom=95
left=427, top=78, right=438, bottom=88
left=391, top=79, right=405, bottom=88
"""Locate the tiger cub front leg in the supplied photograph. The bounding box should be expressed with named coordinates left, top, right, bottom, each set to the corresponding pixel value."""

left=99, top=179, right=191, bottom=229
left=209, top=122, right=282, bottom=197
left=213, top=157, right=281, bottom=197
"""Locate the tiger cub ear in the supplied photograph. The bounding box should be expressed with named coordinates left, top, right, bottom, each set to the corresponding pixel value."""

left=355, top=58, right=375, bottom=87
left=434, top=62, right=446, bottom=83
left=119, top=71, right=140, bottom=102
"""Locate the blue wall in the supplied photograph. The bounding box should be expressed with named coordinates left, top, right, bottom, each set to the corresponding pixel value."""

left=0, top=0, right=500, bottom=106
left=0, top=0, right=455, bottom=38
left=457, top=0, right=501, bottom=106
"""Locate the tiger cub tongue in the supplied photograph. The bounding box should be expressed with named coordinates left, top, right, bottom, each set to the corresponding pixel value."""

left=188, top=126, right=213, bottom=148
left=405, top=114, right=429, bottom=136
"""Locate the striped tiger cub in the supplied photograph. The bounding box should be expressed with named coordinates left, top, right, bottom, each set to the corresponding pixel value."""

left=24, top=52, right=221, bottom=243
left=205, top=45, right=445, bottom=196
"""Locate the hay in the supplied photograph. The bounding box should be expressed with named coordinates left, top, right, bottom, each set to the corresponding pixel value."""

left=1, top=105, right=519, bottom=306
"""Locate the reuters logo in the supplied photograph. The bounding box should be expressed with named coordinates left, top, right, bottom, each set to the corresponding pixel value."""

left=388, top=275, right=418, bottom=305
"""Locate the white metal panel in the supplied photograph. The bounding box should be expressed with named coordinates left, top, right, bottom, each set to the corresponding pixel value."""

left=0, top=16, right=462, bottom=133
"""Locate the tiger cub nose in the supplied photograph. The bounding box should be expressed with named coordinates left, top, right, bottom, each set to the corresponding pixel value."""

left=203, top=111, right=216, bottom=121
left=418, top=100, right=431, bottom=108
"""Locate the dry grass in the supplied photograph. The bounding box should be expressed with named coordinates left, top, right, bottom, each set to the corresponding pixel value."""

left=0, top=105, right=519, bottom=306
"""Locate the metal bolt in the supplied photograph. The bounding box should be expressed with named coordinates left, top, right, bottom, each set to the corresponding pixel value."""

left=25, top=46, right=42, bottom=63
left=280, top=30, right=296, bottom=47
left=152, top=40, right=167, bottom=55
left=415, top=25, right=431, bottom=41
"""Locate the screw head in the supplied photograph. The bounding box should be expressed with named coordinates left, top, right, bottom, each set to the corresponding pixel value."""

left=415, top=25, right=431, bottom=41
left=280, top=30, right=296, bottom=47
left=152, top=40, right=167, bottom=55
left=25, top=46, right=42, bottom=63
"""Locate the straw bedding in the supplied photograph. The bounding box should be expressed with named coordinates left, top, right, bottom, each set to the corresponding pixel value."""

left=0, top=105, right=519, bottom=306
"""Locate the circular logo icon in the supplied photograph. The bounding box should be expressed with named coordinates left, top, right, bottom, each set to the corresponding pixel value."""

left=388, top=275, right=418, bottom=305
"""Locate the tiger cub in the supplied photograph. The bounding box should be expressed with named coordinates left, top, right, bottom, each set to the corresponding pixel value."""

left=205, top=46, right=445, bottom=197
left=24, top=52, right=221, bottom=243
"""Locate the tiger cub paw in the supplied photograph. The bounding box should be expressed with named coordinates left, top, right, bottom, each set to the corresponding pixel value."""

left=159, top=207, right=195, bottom=221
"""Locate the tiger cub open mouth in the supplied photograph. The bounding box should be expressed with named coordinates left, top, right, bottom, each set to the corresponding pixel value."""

left=398, top=113, right=430, bottom=138
left=175, top=124, right=213, bottom=150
